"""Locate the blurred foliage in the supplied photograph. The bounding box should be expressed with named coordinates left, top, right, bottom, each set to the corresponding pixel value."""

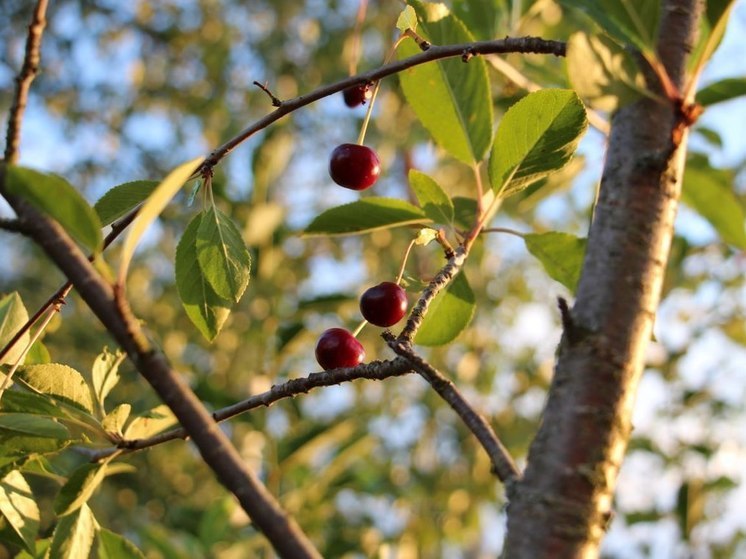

left=0, top=0, right=745, bottom=557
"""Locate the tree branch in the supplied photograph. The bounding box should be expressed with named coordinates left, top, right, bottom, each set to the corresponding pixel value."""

left=202, top=36, right=566, bottom=170
left=503, top=1, right=703, bottom=556
left=4, top=0, right=48, bottom=164
left=385, top=334, right=521, bottom=488
left=89, top=357, right=413, bottom=460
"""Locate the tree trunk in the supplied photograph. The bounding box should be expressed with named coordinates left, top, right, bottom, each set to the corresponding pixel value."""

left=503, top=1, right=702, bottom=557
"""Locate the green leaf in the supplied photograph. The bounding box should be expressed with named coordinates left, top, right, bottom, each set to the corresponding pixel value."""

left=16, top=364, right=94, bottom=415
left=567, top=32, right=647, bottom=111
left=0, top=414, right=70, bottom=439
left=123, top=405, right=177, bottom=440
left=49, top=503, right=96, bottom=559
left=91, top=349, right=123, bottom=413
left=409, top=170, right=455, bottom=225
left=5, top=166, right=103, bottom=253
left=196, top=207, right=251, bottom=303
left=489, top=89, right=588, bottom=198
left=688, top=0, right=736, bottom=77
left=524, top=232, right=587, bottom=291
left=23, top=341, right=50, bottom=365
left=97, top=529, right=146, bottom=559
left=0, top=471, right=39, bottom=552
left=696, top=77, right=746, bottom=107
left=15, top=537, right=50, bottom=559
left=93, top=181, right=159, bottom=226
left=396, top=5, right=418, bottom=31
left=452, top=196, right=478, bottom=229
left=414, top=272, right=475, bottom=346
left=175, top=214, right=232, bottom=341
left=119, top=157, right=203, bottom=283
left=559, top=0, right=660, bottom=52
left=102, top=404, right=131, bottom=438
left=682, top=163, right=746, bottom=249
left=303, top=198, right=428, bottom=236
left=397, top=3, right=493, bottom=164
left=54, top=463, right=108, bottom=517
left=0, top=292, right=30, bottom=366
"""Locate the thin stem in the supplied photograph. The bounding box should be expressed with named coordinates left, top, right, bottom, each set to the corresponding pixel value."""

left=473, top=162, right=485, bottom=216
left=202, top=36, right=567, bottom=171
left=395, top=238, right=417, bottom=284
left=4, top=0, right=48, bottom=163
left=384, top=334, right=520, bottom=488
left=351, top=319, right=367, bottom=337
left=347, top=0, right=369, bottom=76
left=481, top=227, right=525, bottom=238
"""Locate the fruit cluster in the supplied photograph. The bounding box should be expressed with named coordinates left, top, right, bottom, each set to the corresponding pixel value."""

left=315, top=282, right=408, bottom=370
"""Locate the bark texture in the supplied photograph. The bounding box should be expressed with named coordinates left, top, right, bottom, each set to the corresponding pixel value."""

left=503, top=1, right=702, bottom=557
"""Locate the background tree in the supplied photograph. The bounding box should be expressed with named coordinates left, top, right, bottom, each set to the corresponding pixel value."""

left=0, top=0, right=745, bottom=557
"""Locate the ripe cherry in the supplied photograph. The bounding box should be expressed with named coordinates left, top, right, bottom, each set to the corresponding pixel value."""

left=315, top=328, right=366, bottom=370
left=343, top=84, right=372, bottom=107
left=329, top=143, right=381, bottom=190
left=360, top=282, right=408, bottom=327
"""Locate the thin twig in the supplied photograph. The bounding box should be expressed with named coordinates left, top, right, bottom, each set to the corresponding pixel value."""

left=202, top=36, right=566, bottom=170
left=384, top=334, right=520, bottom=489
left=89, top=357, right=414, bottom=460
left=4, top=0, right=48, bottom=163
left=253, top=81, right=282, bottom=107
left=0, top=217, right=29, bottom=234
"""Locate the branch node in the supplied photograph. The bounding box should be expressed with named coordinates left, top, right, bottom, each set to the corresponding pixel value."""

left=253, top=81, right=283, bottom=107
left=461, top=48, right=475, bottom=63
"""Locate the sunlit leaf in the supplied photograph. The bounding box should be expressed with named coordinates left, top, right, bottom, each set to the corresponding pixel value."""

left=0, top=293, right=30, bottom=366
left=93, top=181, right=159, bottom=226
left=175, top=214, right=232, bottom=341
left=396, top=5, right=418, bottom=31
left=0, top=470, right=39, bottom=552
left=91, top=349, right=123, bottom=413
left=54, top=463, right=109, bottom=517
left=489, top=89, right=588, bottom=198
left=524, top=232, right=587, bottom=291
left=397, top=2, right=493, bottom=164
left=414, top=272, right=475, bottom=346
left=196, top=207, right=251, bottom=303
left=123, top=405, right=177, bottom=440
left=97, top=528, right=146, bottom=559
left=303, top=198, right=428, bottom=236
left=49, top=503, right=96, bottom=559
left=119, top=157, right=203, bottom=284
left=409, top=170, right=454, bottom=225
left=5, top=166, right=103, bottom=253
left=567, top=32, right=646, bottom=111
left=16, top=364, right=94, bottom=415
left=696, top=77, right=746, bottom=107
left=682, top=163, right=746, bottom=249
left=102, top=404, right=131, bottom=438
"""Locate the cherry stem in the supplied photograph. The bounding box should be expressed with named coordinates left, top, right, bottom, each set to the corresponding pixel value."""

left=357, top=34, right=407, bottom=146
left=351, top=319, right=367, bottom=338
left=395, top=238, right=417, bottom=285
left=348, top=0, right=369, bottom=76
left=481, top=227, right=525, bottom=238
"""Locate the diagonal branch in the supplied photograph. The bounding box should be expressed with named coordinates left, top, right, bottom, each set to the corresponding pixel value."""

left=385, top=333, right=521, bottom=488
left=4, top=0, right=48, bottom=164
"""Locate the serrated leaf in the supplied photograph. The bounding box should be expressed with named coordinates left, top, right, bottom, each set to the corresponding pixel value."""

left=5, top=166, right=103, bottom=252
left=0, top=414, right=70, bottom=439
left=92, top=349, right=123, bottom=413
left=489, top=89, right=588, bottom=198
left=696, top=77, right=746, bottom=107
left=409, top=170, right=454, bottom=225
left=682, top=164, right=746, bottom=249
left=175, top=214, right=232, bottom=341
left=414, top=272, right=475, bottom=346
left=49, top=503, right=96, bottom=559
left=397, top=3, right=493, bottom=164
left=0, top=293, right=30, bottom=366
left=54, top=463, right=108, bottom=517
left=567, top=32, right=647, bottom=111
left=0, top=470, right=39, bottom=552
left=123, top=405, right=177, bottom=440
left=119, top=157, right=203, bottom=284
left=303, top=198, right=428, bottom=236
left=396, top=5, right=418, bottom=31
left=102, top=404, right=131, bottom=438
left=196, top=207, right=251, bottom=303
left=97, top=529, right=146, bottom=559
left=16, top=364, right=94, bottom=415
left=93, top=181, right=159, bottom=226
left=559, top=0, right=660, bottom=52
left=524, top=232, right=587, bottom=291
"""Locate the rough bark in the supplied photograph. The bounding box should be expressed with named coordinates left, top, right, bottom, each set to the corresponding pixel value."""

left=503, top=1, right=702, bottom=557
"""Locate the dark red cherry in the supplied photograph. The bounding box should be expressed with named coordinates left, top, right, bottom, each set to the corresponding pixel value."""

left=315, top=328, right=365, bottom=370
left=343, top=84, right=372, bottom=107
left=360, top=282, right=408, bottom=327
left=329, top=143, right=381, bottom=191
